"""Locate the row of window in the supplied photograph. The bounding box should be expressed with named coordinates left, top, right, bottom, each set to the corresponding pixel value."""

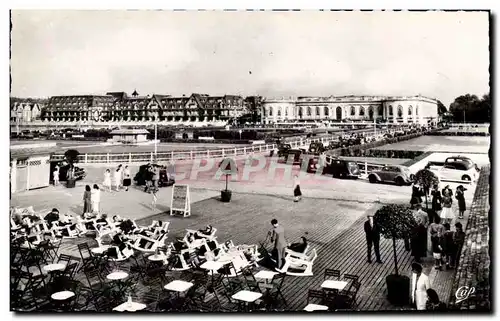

left=266, top=105, right=419, bottom=117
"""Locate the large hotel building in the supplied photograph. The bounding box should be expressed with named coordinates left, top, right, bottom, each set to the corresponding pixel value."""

left=11, top=91, right=439, bottom=126
left=261, top=95, right=439, bottom=125
left=39, top=92, right=247, bottom=124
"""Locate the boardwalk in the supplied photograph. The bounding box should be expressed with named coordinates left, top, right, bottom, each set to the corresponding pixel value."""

left=57, top=193, right=422, bottom=311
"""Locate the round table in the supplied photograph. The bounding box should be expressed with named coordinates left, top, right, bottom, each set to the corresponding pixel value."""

left=107, top=271, right=129, bottom=281
left=51, top=291, right=75, bottom=301
left=43, top=263, right=66, bottom=272
left=148, top=254, right=167, bottom=262
left=91, top=246, right=110, bottom=255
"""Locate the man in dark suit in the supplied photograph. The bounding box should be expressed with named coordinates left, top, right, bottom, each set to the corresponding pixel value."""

left=364, top=213, right=383, bottom=264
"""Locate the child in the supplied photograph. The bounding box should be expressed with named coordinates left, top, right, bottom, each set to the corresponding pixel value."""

left=442, top=223, right=455, bottom=269
left=431, top=233, right=443, bottom=270
left=151, top=188, right=158, bottom=211
left=53, top=166, right=60, bottom=186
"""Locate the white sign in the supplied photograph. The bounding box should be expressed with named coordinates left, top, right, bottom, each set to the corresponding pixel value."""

left=170, top=184, right=191, bottom=217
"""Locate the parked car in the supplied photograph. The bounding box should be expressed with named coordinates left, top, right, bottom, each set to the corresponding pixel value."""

left=277, top=144, right=292, bottom=158
left=425, top=156, right=480, bottom=173
left=327, top=140, right=342, bottom=150
left=308, top=142, right=325, bottom=155
left=50, top=161, right=86, bottom=182
left=428, top=161, right=478, bottom=182
left=134, top=164, right=175, bottom=187
left=282, top=149, right=306, bottom=165
left=307, top=156, right=361, bottom=178
left=368, top=165, right=413, bottom=186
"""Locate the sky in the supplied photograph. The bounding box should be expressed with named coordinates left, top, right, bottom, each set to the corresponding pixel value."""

left=10, top=10, right=490, bottom=106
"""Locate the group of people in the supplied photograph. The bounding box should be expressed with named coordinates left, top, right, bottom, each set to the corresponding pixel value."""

left=83, top=184, right=101, bottom=215
left=103, top=164, right=131, bottom=192
left=411, top=183, right=467, bottom=224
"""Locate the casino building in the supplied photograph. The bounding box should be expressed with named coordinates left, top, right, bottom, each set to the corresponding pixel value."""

left=261, top=95, right=439, bottom=125
left=40, top=91, right=247, bottom=124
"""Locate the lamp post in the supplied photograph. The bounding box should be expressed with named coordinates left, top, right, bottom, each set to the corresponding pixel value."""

left=238, top=129, right=242, bottom=140
left=154, top=118, right=158, bottom=162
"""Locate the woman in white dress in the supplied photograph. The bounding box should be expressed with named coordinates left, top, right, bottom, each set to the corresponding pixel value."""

left=103, top=169, right=111, bottom=192
left=410, top=262, right=431, bottom=310
left=114, top=166, right=122, bottom=191
left=440, top=185, right=454, bottom=225
left=91, top=184, right=101, bottom=214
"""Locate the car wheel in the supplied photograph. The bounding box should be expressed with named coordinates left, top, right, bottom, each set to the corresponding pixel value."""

left=368, top=175, right=377, bottom=183
left=409, top=174, right=415, bottom=182
left=462, top=175, right=471, bottom=181
left=396, top=177, right=404, bottom=186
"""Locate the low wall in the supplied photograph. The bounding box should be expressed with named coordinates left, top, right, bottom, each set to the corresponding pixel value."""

left=448, top=166, right=491, bottom=311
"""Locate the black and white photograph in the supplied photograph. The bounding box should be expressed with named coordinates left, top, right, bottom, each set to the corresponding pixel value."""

left=7, top=6, right=492, bottom=313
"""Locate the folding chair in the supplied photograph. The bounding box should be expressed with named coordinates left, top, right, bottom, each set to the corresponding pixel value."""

left=324, top=269, right=341, bottom=280
left=303, top=289, right=328, bottom=311
left=265, top=273, right=288, bottom=309
left=77, top=243, right=97, bottom=272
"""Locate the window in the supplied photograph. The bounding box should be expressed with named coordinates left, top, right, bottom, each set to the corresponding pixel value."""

left=285, top=108, right=288, bottom=116
left=324, top=107, right=329, bottom=116
left=298, top=107, right=303, bottom=117
left=277, top=108, right=281, bottom=117
left=350, top=106, right=356, bottom=116
left=416, top=106, right=419, bottom=115
left=408, top=105, right=413, bottom=115
left=307, top=107, right=312, bottom=116
left=268, top=107, right=273, bottom=117
left=359, top=107, right=365, bottom=116
left=397, top=106, right=403, bottom=117
left=316, top=107, right=320, bottom=116
left=389, top=106, right=393, bottom=115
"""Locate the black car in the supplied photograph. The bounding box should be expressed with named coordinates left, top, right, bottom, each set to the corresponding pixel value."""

left=277, top=144, right=292, bottom=158
left=308, top=142, right=325, bottom=155
left=282, top=149, right=306, bottom=165
left=50, top=161, right=86, bottom=182
left=307, top=157, right=361, bottom=178
left=134, top=164, right=175, bottom=188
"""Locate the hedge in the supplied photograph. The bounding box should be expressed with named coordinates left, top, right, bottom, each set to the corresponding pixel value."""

left=402, top=151, right=434, bottom=167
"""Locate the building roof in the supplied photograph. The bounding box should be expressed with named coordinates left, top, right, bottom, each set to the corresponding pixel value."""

left=110, top=129, right=150, bottom=135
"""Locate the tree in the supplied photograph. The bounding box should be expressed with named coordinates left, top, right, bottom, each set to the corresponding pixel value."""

left=374, top=204, right=417, bottom=276
left=64, top=149, right=80, bottom=168
left=437, top=100, right=447, bottom=115
left=414, top=169, right=440, bottom=209
left=449, top=93, right=490, bottom=123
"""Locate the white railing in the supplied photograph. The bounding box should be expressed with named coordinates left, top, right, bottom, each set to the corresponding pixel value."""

left=50, top=135, right=344, bottom=164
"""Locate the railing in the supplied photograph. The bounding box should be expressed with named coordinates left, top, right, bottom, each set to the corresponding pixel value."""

left=50, top=134, right=352, bottom=164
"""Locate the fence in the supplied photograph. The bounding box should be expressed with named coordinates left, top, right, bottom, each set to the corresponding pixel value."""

left=50, top=135, right=345, bottom=164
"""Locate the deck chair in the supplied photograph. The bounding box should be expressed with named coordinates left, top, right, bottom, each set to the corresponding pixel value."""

left=130, top=232, right=167, bottom=253
left=284, top=244, right=310, bottom=260
left=186, top=227, right=217, bottom=241
left=278, top=248, right=317, bottom=276
left=171, top=249, right=193, bottom=271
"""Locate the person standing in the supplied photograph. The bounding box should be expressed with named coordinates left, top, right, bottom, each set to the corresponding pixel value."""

left=411, top=203, right=428, bottom=263
left=455, top=185, right=467, bottom=219
left=83, top=185, right=92, bottom=214
left=364, top=214, right=382, bottom=264
left=151, top=165, right=159, bottom=190
left=91, top=184, right=101, bottom=214
left=442, top=223, right=455, bottom=269
left=270, top=219, right=288, bottom=270
left=114, top=167, right=122, bottom=192
left=453, top=222, right=466, bottom=266
left=53, top=165, right=60, bottom=186
left=103, top=169, right=111, bottom=192
left=410, top=262, right=431, bottom=310
left=410, top=182, right=423, bottom=207
left=441, top=186, right=454, bottom=225
left=293, top=174, right=302, bottom=202
left=123, top=165, right=131, bottom=192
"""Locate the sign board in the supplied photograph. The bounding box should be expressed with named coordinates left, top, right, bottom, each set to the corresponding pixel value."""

left=170, top=184, right=191, bottom=217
